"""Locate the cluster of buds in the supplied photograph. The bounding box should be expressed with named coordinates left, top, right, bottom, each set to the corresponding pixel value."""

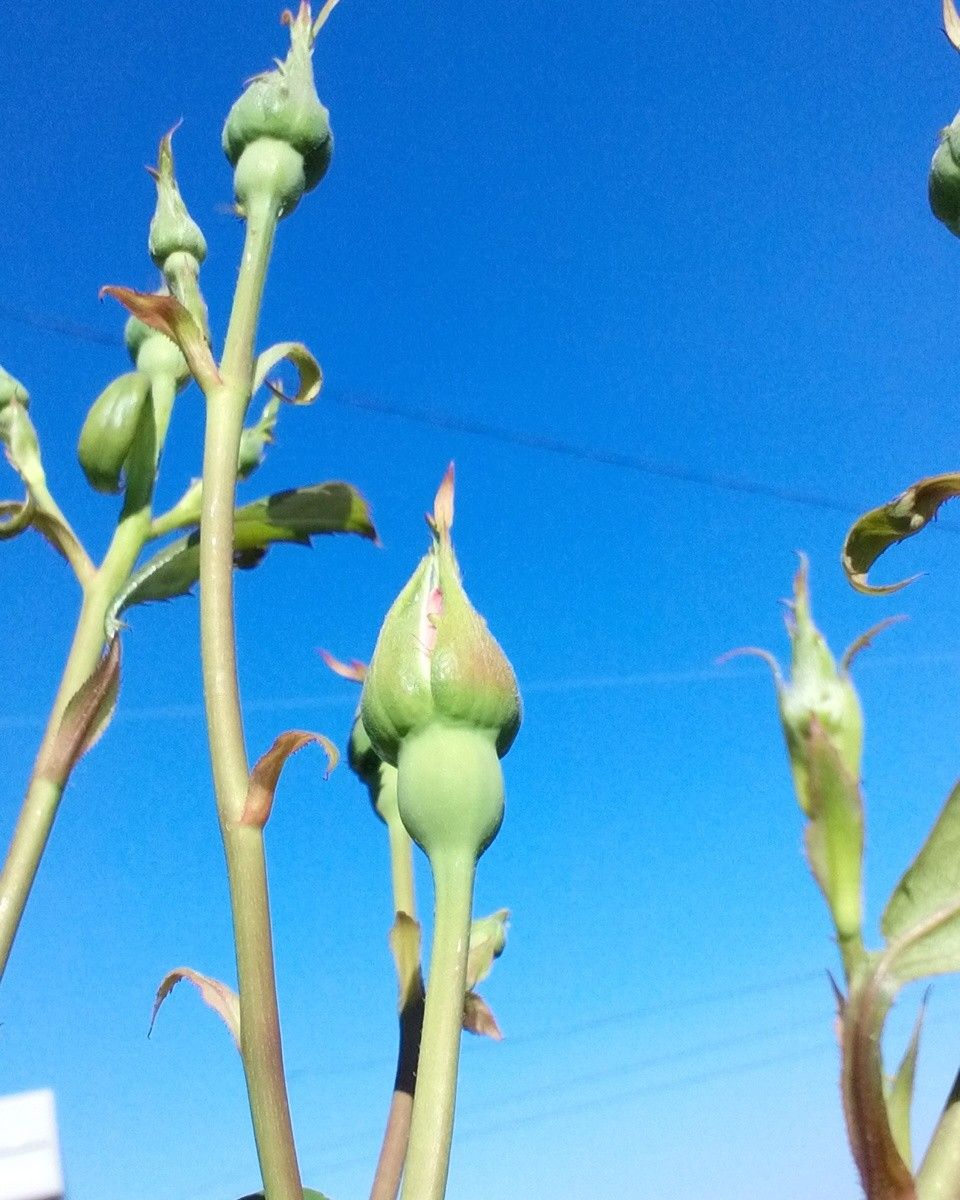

left=222, top=2, right=334, bottom=218
left=360, top=467, right=521, bottom=863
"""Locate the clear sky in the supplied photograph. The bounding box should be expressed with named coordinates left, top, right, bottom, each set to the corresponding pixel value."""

left=4, top=2, right=960, bottom=1198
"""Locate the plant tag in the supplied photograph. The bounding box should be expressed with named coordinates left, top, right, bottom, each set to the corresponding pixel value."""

left=0, top=1089, right=64, bottom=1200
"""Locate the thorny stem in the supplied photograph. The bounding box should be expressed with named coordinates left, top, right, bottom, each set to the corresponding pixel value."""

left=199, top=184, right=301, bottom=1200
left=400, top=849, right=476, bottom=1200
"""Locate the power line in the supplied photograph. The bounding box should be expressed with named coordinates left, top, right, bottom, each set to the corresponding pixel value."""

left=0, top=298, right=898, bottom=519
left=331, top=390, right=868, bottom=516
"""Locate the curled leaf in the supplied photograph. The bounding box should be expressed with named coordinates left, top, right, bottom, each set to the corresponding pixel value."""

left=37, top=637, right=120, bottom=785
left=463, top=990, right=503, bottom=1041
left=240, top=730, right=338, bottom=827
left=0, top=496, right=34, bottom=539
left=253, top=342, right=322, bottom=405
left=150, top=967, right=240, bottom=1050
left=842, top=474, right=960, bottom=594
left=100, top=286, right=220, bottom=393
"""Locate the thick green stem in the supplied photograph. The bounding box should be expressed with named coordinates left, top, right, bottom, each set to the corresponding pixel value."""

left=198, top=185, right=301, bottom=1200
left=917, top=1070, right=960, bottom=1200
left=400, top=849, right=476, bottom=1200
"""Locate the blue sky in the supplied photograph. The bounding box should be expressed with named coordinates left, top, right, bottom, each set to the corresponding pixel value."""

left=4, top=2, right=960, bottom=1198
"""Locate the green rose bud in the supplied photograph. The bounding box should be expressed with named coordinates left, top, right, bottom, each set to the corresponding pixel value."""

left=776, top=559, right=863, bottom=816
left=931, top=113, right=960, bottom=237
left=734, top=558, right=879, bottom=947
left=77, top=371, right=152, bottom=494
left=361, top=466, right=522, bottom=767
left=222, top=2, right=333, bottom=216
left=148, top=129, right=207, bottom=269
left=361, top=467, right=520, bottom=861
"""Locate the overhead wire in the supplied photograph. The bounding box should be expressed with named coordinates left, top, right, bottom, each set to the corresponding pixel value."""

left=0, top=298, right=905, bottom=520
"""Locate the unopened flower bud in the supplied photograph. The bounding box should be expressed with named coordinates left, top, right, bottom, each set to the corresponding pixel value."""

left=361, top=467, right=521, bottom=767
left=776, top=560, right=863, bottom=815
left=931, top=113, right=960, bottom=237
left=361, top=467, right=520, bottom=860
left=77, top=371, right=152, bottom=494
left=223, top=2, right=333, bottom=216
left=148, top=130, right=207, bottom=269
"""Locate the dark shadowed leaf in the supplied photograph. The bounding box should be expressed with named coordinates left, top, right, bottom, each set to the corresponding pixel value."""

left=240, top=730, right=338, bottom=828
left=842, top=474, right=960, bottom=594
left=111, top=482, right=376, bottom=618
left=882, top=782, right=960, bottom=984
left=150, top=967, right=240, bottom=1049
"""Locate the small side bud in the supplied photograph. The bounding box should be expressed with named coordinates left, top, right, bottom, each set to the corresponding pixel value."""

left=148, top=129, right=208, bottom=269
left=931, top=113, right=960, bottom=237
left=77, top=372, right=153, bottom=494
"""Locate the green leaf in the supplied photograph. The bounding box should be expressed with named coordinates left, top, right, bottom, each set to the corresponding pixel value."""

left=253, top=341, right=323, bottom=405
left=111, top=482, right=377, bottom=620
left=882, top=781, right=960, bottom=984
left=842, top=473, right=960, bottom=595
left=884, top=998, right=925, bottom=1171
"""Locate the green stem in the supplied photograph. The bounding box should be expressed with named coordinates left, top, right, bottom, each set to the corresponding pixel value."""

left=0, top=416, right=168, bottom=979
left=400, top=849, right=476, bottom=1200
left=917, top=1069, right=960, bottom=1199
left=198, top=184, right=301, bottom=1200
left=150, top=480, right=202, bottom=539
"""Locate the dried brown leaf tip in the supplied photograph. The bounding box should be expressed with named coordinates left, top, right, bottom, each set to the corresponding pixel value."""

left=318, top=648, right=367, bottom=683
left=241, top=729, right=339, bottom=827
left=150, top=967, right=241, bottom=1049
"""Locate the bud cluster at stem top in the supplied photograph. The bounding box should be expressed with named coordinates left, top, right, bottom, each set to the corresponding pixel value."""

left=360, top=467, right=522, bottom=772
